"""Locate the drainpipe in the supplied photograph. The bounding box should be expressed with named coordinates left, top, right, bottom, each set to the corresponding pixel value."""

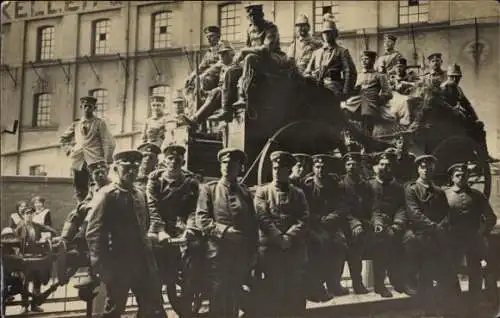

left=73, top=13, right=81, bottom=123
left=121, top=1, right=131, bottom=134
left=15, top=22, right=28, bottom=175
left=131, top=2, right=140, bottom=145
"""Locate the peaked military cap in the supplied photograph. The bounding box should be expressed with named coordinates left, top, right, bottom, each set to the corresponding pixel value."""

left=218, top=41, right=235, bottom=54
left=150, top=95, right=166, bottom=103
left=312, top=154, right=338, bottom=167
left=80, top=96, right=97, bottom=104
left=414, top=154, right=438, bottom=166
left=343, top=152, right=362, bottom=163
left=361, top=50, right=377, bottom=60
left=88, top=160, right=108, bottom=171
left=427, top=52, right=442, bottom=60
left=137, top=143, right=161, bottom=155
left=217, top=147, right=247, bottom=164
left=321, top=13, right=337, bottom=32
left=395, top=57, right=407, bottom=66
left=374, top=148, right=397, bottom=162
left=162, top=144, right=186, bottom=157
left=384, top=34, right=397, bottom=41
left=113, top=150, right=142, bottom=166
left=244, top=3, right=263, bottom=12
left=204, top=25, right=221, bottom=35
left=447, top=162, right=468, bottom=175
left=172, top=90, right=184, bottom=103
left=295, top=13, right=309, bottom=25
left=447, top=63, right=462, bottom=76
left=292, top=153, right=312, bottom=165
left=270, top=151, right=296, bottom=167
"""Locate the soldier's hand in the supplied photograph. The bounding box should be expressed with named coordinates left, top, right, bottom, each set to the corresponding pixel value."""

left=352, top=226, right=364, bottom=237
left=225, top=227, right=243, bottom=241
left=374, top=224, right=384, bottom=234
left=158, top=231, right=171, bottom=243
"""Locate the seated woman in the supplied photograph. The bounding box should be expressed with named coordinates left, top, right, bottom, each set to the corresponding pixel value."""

left=9, top=200, right=27, bottom=230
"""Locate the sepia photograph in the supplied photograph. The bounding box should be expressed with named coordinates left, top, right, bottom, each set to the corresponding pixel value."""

left=0, top=1, right=499, bottom=317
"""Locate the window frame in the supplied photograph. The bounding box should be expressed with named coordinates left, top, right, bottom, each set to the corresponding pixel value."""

left=398, top=0, right=429, bottom=26
left=218, top=2, right=241, bottom=42
left=313, top=0, right=340, bottom=33
left=32, top=93, right=52, bottom=128
left=89, top=88, right=109, bottom=119
left=29, top=164, right=47, bottom=176
left=151, top=11, right=173, bottom=50
left=37, top=25, right=55, bottom=61
left=92, top=19, right=111, bottom=56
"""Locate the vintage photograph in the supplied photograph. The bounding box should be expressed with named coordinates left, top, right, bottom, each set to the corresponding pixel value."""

left=1, top=1, right=499, bottom=317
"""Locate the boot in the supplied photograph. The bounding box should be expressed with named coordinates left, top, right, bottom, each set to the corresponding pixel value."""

left=327, top=258, right=349, bottom=296
left=373, top=261, right=393, bottom=298
left=207, top=109, right=233, bottom=123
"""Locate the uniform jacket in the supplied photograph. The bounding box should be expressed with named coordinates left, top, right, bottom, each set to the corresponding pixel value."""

left=200, top=60, right=233, bottom=90
left=195, top=180, right=258, bottom=255
left=85, top=183, right=157, bottom=276
left=254, top=182, right=309, bottom=247
left=440, top=80, right=478, bottom=122
left=286, top=35, right=322, bottom=74
left=421, top=69, right=446, bottom=90
left=339, top=174, right=372, bottom=231
left=147, top=170, right=199, bottom=235
left=246, top=20, right=282, bottom=54
left=347, top=69, right=393, bottom=117
left=374, top=50, right=404, bottom=75
left=389, top=71, right=419, bottom=95
left=141, top=116, right=168, bottom=149
left=405, top=180, right=449, bottom=233
left=305, top=43, right=357, bottom=98
left=444, top=185, right=497, bottom=234
left=59, top=117, right=116, bottom=170
left=369, top=177, right=407, bottom=229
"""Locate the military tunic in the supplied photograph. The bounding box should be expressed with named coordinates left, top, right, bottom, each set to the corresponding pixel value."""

left=440, top=80, right=479, bottom=122
left=286, top=35, right=322, bottom=74
left=253, top=181, right=309, bottom=317
left=141, top=116, right=168, bottom=149
left=196, top=180, right=258, bottom=317
left=389, top=71, right=419, bottom=95
left=375, top=50, right=404, bottom=75
left=421, top=69, right=446, bottom=90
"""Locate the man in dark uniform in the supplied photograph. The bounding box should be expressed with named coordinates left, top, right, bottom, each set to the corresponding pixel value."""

left=304, top=13, right=357, bottom=108
left=389, top=57, right=419, bottom=95
left=339, top=152, right=371, bottom=294
left=85, top=150, right=166, bottom=318
left=303, top=154, right=349, bottom=301
left=136, top=143, right=161, bottom=190
left=209, top=3, right=287, bottom=122
left=289, top=153, right=313, bottom=188
left=253, top=151, right=309, bottom=316
left=444, top=162, right=497, bottom=317
left=146, top=145, right=199, bottom=316
left=375, top=34, right=404, bottom=75
left=404, top=155, right=457, bottom=314
left=421, top=53, right=446, bottom=90
left=387, top=133, right=417, bottom=185
left=368, top=151, right=407, bottom=298
left=196, top=148, right=258, bottom=317
left=286, top=14, right=322, bottom=75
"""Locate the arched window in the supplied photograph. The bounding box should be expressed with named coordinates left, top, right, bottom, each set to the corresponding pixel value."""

left=37, top=26, right=55, bottom=60
left=152, top=11, right=172, bottom=49
left=89, top=88, right=108, bottom=119
left=92, top=19, right=111, bottom=55
left=219, top=3, right=241, bottom=42
left=33, top=93, right=52, bottom=127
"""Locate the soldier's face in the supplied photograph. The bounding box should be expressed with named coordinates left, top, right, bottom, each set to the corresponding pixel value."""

left=429, top=58, right=442, bottom=70
left=92, top=168, right=108, bottom=186
left=295, top=24, right=309, bottom=37
left=361, top=56, right=374, bottom=68
left=272, top=163, right=291, bottom=182
left=345, top=161, right=359, bottom=175
left=163, top=155, right=184, bottom=172
left=220, top=51, right=234, bottom=65
left=313, top=164, right=324, bottom=179
left=417, top=162, right=435, bottom=180
left=139, top=154, right=157, bottom=176
left=395, top=64, right=406, bottom=74
left=452, top=171, right=468, bottom=188
left=395, top=137, right=406, bottom=151
left=377, top=159, right=392, bottom=178
left=448, top=75, right=461, bottom=85
left=383, top=39, right=395, bottom=51
left=150, top=102, right=164, bottom=116
left=220, top=160, right=241, bottom=179
left=115, top=164, right=139, bottom=185
left=321, top=31, right=336, bottom=43
left=291, top=162, right=304, bottom=177
left=247, top=11, right=263, bottom=25
left=206, top=33, right=220, bottom=46
left=81, top=102, right=96, bottom=116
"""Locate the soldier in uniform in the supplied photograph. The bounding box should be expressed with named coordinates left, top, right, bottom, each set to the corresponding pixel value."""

left=196, top=148, right=258, bottom=317
left=181, top=42, right=236, bottom=128
left=389, top=57, right=419, bottom=95
left=344, top=51, right=393, bottom=136
left=421, top=53, right=446, bottom=90
left=136, top=143, right=161, bottom=190
left=368, top=151, right=407, bottom=298
left=59, top=96, right=116, bottom=202
left=85, top=150, right=167, bottom=318
left=209, top=3, right=287, bottom=122
left=289, top=153, right=313, bottom=188
left=146, top=145, right=200, bottom=316
left=304, top=13, right=357, bottom=107
left=303, top=154, right=349, bottom=301
left=339, top=152, right=371, bottom=294
left=404, top=155, right=457, bottom=313
left=375, top=34, right=404, bottom=75
left=444, top=163, right=497, bottom=317
left=387, top=133, right=417, bottom=184
left=253, top=151, right=309, bottom=316
left=286, top=14, right=322, bottom=75
left=185, top=26, right=223, bottom=93
left=141, top=96, right=169, bottom=149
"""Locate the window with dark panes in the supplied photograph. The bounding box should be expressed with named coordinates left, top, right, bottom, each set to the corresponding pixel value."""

left=219, top=3, right=241, bottom=42
left=313, top=0, right=339, bottom=32
left=29, top=165, right=47, bottom=176
left=93, top=19, right=111, bottom=55
left=89, top=88, right=108, bottom=119
left=152, top=11, right=172, bottom=49
left=38, top=26, right=55, bottom=60
left=33, top=93, right=52, bottom=127
left=399, top=0, right=429, bottom=25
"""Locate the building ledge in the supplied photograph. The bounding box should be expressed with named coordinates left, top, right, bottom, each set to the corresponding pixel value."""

left=0, top=175, right=73, bottom=184
left=22, top=125, right=59, bottom=132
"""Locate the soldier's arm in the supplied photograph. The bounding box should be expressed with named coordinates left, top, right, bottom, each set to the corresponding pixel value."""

left=146, top=172, right=166, bottom=234
left=140, top=121, right=149, bottom=144
left=404, top=185, right=437, bottom=229
left=303, top=51, right=316, bottom=77
left=370, top=185, right=385, bottom=228
left=85, top=189, right=110, bottom=270
left=378, top=73, right=393, bottom=102
left=477, top=190, right=497, bottom=234
left=195, top=184, right=229, bottom=239
left=98, top=120, right=116, bottom=165
left=59, top=122, right=76, bottom=153
left=284, top=189, right=310, bottom=240
left=341, top=49, right=357, bottom=97
left=254, top=186, right=283, bottom=241
left=392, top=186, right=407, bottom=229
left=286, top=40, right=295, bottom=59
left=255, top=24, right=280, bottom=53
left=323, top=186, right=348, bottom=225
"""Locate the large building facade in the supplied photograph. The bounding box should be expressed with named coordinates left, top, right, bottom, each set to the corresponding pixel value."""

left=1, top=0, right=499, bottom=177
